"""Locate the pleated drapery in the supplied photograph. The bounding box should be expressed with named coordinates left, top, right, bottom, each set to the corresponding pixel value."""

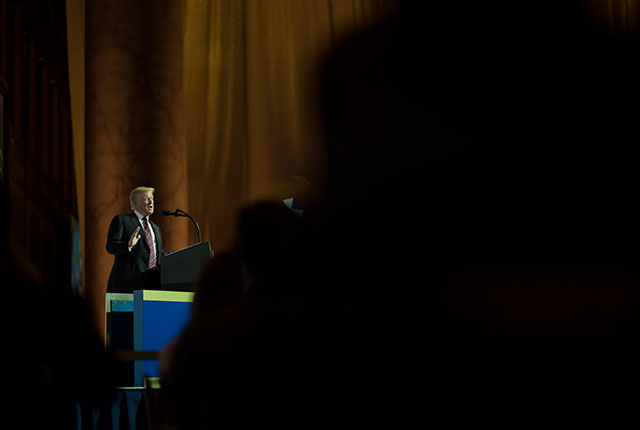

left=183, top=0, right=397, bottom=253
left=66, top=0, right=640, bottom=332
left=583, top=0, right=640, bottom=32
left=66, top=0, right=86, bottom=294
left=69, top=0, right=396, bottom=335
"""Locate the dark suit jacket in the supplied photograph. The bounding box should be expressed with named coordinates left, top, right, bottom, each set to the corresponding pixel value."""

left=106, top=212, right=165, bottom=293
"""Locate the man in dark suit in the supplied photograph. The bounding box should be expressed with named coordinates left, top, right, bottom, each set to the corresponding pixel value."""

left=106, top=186, right=165, bottom=293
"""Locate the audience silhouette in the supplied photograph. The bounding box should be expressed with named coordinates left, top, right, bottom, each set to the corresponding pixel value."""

left=163, top=1, right=640, bottom=426
left=1, top=185, right=120, bottom=429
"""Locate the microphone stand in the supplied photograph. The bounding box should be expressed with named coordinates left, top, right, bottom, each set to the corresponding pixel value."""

left=177, top=209, right=202, bottom=243
left=176, top=209, right=202, bottom=243
left=164, top=209, right=201, bottom=243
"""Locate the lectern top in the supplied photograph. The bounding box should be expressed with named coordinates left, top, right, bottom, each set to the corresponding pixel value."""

left=135, top=290, right=195, bottom=303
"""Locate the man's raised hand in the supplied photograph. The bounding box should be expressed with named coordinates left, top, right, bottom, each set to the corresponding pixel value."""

left=128, top=227, right=141, bottom=248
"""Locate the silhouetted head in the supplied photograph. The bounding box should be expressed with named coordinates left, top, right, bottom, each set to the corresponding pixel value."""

left=237, top=201, right=304, bottom=296
left=190, top=252, right=244, bottom=321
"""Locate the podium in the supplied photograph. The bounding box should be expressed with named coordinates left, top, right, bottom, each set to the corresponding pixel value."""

left=125, top=268, right=160, bottom=292
left=105, top=291, right=194, bottom=387
left=161, top=241, right=212, bottom=291
left=124, top=241, right=212, bottom=292
left=134, top=290, right=194, bottom=386
left=107, top=242, right=212, bottom=386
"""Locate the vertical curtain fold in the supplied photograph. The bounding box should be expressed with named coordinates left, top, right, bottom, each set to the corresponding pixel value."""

left=184, top=0, right=396, bottom=252
left=584, top=0, right=640, bottom=33
left=65, top=0, right=85, bottom=295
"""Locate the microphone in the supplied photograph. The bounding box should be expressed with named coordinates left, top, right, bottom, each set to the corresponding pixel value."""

left=162, top=209, right=182, bottom=217
left=162, top=208, right=202, bottom=243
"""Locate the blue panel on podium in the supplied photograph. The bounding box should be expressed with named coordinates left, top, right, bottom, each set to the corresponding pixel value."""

left=111, top=300, right=134, bottom=312
left=133, top=290, right=194, bottom=386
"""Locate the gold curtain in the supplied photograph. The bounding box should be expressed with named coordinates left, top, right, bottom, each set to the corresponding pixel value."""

left=183, top=0, right=397, bottom=252
left=62, top=0, right=640, bottom=328
left=65, top=0, right=86, bottom=294
left=64, top=0, right=395, bottom=329
left=582, top=0, right=640, bottom=32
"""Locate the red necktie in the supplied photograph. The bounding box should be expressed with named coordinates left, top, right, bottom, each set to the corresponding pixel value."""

left=142, top=217, right=156, bottom=269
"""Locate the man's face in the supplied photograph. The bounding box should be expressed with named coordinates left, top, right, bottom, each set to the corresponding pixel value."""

left=134, top=192, right=154, bottom=217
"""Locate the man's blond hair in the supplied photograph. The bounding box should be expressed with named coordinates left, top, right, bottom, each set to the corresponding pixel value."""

left=130, top=186, right=155, bottom=210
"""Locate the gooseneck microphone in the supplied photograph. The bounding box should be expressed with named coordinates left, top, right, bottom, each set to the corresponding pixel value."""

left=162, top=209, right=202, bottom=243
